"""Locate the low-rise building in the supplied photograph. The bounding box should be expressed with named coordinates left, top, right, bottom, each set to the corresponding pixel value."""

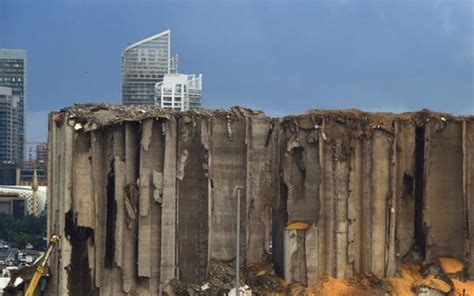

left=0, top=186, right=46, bottom=216
left=0, top=192, right=25, bottom=217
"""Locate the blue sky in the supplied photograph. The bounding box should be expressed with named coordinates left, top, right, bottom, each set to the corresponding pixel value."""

left=0, top=0, right=472, bottom=142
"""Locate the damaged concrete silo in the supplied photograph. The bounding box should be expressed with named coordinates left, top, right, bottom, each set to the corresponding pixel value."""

left=46, top=104, right=474, bottom=295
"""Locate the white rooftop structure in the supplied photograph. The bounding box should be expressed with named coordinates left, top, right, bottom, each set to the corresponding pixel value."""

left=154, top=73, right=202, bottom=111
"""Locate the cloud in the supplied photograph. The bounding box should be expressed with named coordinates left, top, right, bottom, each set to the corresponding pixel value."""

left=433, top=0, right=473, bottom=63
left=433, top=0, right=472, bottom=35
left=436, top=1, right=457, bottom=35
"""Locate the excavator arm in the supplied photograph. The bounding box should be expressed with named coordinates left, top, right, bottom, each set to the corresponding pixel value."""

left=24, top=235, right=60, bottom=296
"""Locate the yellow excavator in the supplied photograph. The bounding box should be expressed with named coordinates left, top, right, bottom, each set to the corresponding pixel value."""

left=23, top=234, right=60, bottom=296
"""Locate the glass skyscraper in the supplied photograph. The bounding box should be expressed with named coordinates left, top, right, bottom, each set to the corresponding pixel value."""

left=0, top=87, right=20, bottom=164
left=0, top=49, right=26, bottom=165
left=122, top=30, right=177, bottom=105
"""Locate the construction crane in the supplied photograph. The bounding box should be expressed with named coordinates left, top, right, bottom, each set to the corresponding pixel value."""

left=24, top=234, right=60, bottom=296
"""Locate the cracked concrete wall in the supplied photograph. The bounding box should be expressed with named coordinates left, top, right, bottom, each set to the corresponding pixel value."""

left=276, top=113, right=472, bottom=283
left=245, top=116, right=275, bottom=264
left=466, top=121, right=474, bottom=277
left=395, top=121, right=416, bottom=269
left=423, top=119, right=474, bottom=272
left=277, top=115, right=403, bottom=282
left=209, top=116, right=247, bottom=261
left=47, top=105, right=474, bottom=295
left=47, top=108, right=271, bottom=295
left=177, top=116, right=209, bottom=283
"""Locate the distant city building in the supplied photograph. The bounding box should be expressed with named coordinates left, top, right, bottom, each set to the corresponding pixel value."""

left=155, top=74, right=202, bottom=111
left=122, top=30, right=177, bottom=105
left=17, top=163, right=46, bottom=186
left=0, top=186, right=46, bottom=216
left=0, top=163, right=16, bottom=185
left=0, top=49, right=26, bottom=163
left=122, top=30, right=202, bottom=109
left=35, top=143, right=47, bottom=163
left=0, top=192, right=25, bottom=217
left=0, top=49, right=26, bottom=186
left=16, top=143, right=49, bottom=186
left=0, top=87, right=20, bottom=165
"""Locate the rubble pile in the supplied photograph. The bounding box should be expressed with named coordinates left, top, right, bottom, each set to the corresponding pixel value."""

left=45, top=104, right=473, bottom=295
left=164, top=257, right=474, bottom=295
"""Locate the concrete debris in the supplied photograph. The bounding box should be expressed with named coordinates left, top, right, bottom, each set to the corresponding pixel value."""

left=176, top=149, right=189, bottom=180
left=321, top=131, right=327, bottom=140
left=226, top=115, right=233, bottom=141
left=412, top=275, right=451, bottom=295
left=200, top=283, right=210, bottom=291
left=73, top=122, right=82, bottom=130
left=152, top=170, right=163, bottom=204
left=124, top=185, right=138, bottom=223
left=83, top=121, right=98, bottom=132
left=228, top=285, right=251, bottom=296
left=3, top=265, right=36, bottom=295
left=46, top=104, right=473, bottom=295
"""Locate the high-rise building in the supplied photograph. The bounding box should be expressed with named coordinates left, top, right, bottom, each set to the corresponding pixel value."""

left=122, top=30, right=177, bottom=105
left=0, top=87, right=20, bottom=164
left=122, top=30, right=202, bottom=110
left=0, top=87, right=20, bottom=185
left=0, top=49, right=26, bottom=165
left=155, top=74, right=202, bottom=111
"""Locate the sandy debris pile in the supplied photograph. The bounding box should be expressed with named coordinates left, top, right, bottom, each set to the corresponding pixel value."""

left=164, top=257, right=474, bottom=295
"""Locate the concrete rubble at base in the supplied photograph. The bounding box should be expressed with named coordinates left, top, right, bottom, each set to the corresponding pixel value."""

left=46, top=104, right=474, bottom=295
